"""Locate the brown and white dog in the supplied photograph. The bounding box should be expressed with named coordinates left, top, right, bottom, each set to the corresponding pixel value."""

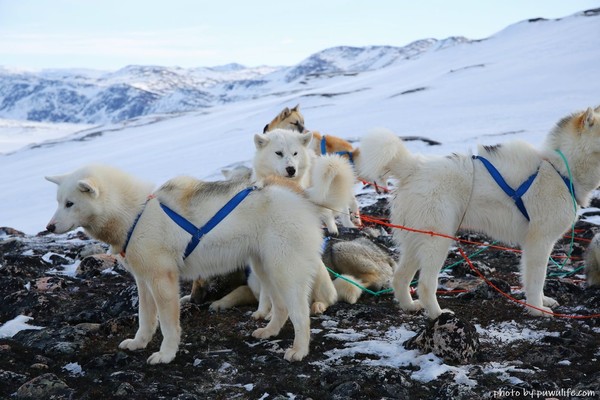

left=263, top=104, right=359, bottom=161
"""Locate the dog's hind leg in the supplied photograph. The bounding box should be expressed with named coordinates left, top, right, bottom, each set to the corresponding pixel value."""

left=393, top=246, right=422, bottom=313
left=521, top=239, right=557, bottom=317
left=416, top=237, right=453, bottom=319
left=119, top=276, right=158, bottom=352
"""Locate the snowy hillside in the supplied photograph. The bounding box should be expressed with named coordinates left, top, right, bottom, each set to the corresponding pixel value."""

left=0, top=8, right=599, bottom=234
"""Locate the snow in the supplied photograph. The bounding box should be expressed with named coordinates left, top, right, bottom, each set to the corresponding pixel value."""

left=476, top=320, right=560, bottom=344
left=0, top=118, right=91, bottom=154
left=0, top=315, right=44, bottom=338
left=63, top=362, right=85, bottom=376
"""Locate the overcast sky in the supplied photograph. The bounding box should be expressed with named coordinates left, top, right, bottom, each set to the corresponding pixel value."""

left=0, top=0, right=597, bottom=71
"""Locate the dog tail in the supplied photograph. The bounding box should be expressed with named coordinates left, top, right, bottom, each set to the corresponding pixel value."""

left=356, top=128, right=415, bottom=183
left=306, top=154, right=355, bottom=210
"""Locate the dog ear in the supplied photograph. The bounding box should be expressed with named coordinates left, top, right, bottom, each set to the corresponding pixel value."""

left=77, top=179, right=99, bottom=198
left=254, top=133, right=270, bottom=149
left=291, top=104, right=300, bottom=112
left=282, top=107, right=290, bottom=117
left=583, top=107, right=596, bottom=128
left=263, top=123, right=269, bottom=134
left=299, top=131, right=313, bottom=147
left=45, top=175, right=65, bottom=185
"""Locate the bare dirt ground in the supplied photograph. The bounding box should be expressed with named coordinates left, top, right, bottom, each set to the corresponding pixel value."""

left=1, top=195, right=599, bottom=399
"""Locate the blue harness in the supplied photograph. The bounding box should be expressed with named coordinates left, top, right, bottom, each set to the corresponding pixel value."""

left=122, top=186, right=257, bottom=259
left=320, top=135, right=354, bottom=164
left=473, top=155, right=575, bottom=222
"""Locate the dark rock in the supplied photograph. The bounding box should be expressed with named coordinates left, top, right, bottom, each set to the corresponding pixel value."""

left=15, top=373, right=73, bottom=399
left=76, top=254, right=119, bottom=278
left=405, top=312, right=479, bottom=364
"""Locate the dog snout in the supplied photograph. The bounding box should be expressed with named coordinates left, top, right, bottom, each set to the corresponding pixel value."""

left=286, top=166, right=296, bottom=177
left=46, top=223, right=56, bottom=233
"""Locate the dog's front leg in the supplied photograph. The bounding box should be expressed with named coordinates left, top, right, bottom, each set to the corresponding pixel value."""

left=119, top=277, right=158, bottom=351
left=146, top=267, right=181, bottom=364
left=521, top=240, right=558, bottom=317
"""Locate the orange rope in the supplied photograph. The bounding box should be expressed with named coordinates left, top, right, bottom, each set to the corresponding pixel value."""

left=360, top=214, right=581, bottom=260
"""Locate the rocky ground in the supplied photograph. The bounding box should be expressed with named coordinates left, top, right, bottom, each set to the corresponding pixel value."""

left=1, top=194, right=600, bottom=399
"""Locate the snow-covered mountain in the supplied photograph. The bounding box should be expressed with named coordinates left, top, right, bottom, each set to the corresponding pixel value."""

left=0, top=38, right=469, bottom=125
left=1, top=8, right=599, bottom=234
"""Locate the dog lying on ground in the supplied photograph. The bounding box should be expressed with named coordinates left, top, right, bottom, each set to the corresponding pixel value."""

left=358, top=106, right=600, bottom=319
left=209, top=229, right=396, bottom=313
left=46, top=164, right=336, bottom=363
left=263, top=104, right=359, bottom=161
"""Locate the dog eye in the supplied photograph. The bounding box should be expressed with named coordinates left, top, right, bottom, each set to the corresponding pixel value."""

left=293, top=152, right=298, bottom=156
left=275, top=151, right=283, bottom=157
left=65, top=201, right=74, bottom=208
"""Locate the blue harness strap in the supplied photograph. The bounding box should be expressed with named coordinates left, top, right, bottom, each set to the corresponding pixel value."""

left=473, top=155, right=538, bottom=221
left=473, top=155, right=576, bottom=222
left=320, top=135, right=354, bottom=164
left=320, top=135, right=327, bottom=155
left=160, top=186, right=257, bottom=259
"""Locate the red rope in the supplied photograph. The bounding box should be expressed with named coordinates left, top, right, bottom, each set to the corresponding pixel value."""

left=458, top=247, right=600, bottom=319
left=356, top=213, right=597, bottom=319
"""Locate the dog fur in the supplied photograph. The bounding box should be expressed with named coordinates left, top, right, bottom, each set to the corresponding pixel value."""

left=358, top=106, right=600, bottom=319
left=584, top=232, right=600, bottom=287
left=46, top=164, right=335, bottom=364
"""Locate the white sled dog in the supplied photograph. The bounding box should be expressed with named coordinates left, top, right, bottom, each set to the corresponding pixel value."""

left=46, top=164, right=332, bottom=364
left=358, top=106, right=600, bottom=319
left=254, top=128, right=361, bottom=233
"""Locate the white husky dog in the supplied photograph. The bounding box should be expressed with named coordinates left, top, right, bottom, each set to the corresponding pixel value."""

left=358, top=106, right=600, bottom=319
left=46, top=164, right=332, bottom=364
left=254, top=128, right=360, bottom=233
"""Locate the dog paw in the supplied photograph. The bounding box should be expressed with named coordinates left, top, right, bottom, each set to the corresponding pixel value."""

left=147, top=350, right=176, bottom=364
left=179, top=295, right=191, bottom=304
left=284, top=346, right=308, bottom=362
left=119, top=338, right=148, bottom=351
left=252, top=327, right=278, bottom=339
left=326, top=226, right=339, bottom=236
left=209, top=301, right=228, bottom=312
left=542, top=296, right=559, bottom=308
left=401, top=299, right=423, bottom=313
left=252, top=310, right=269, bottom=320
left=311, top=301, right=327, bottom=315
left=527, top=305, right=554, bottom=318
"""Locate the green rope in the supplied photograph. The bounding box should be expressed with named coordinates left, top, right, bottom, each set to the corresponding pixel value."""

left=325, top=241, right=495, bottom=296
left=547, top=265, right=584, bottom=278
left=548, top=149, right=578, bottom=270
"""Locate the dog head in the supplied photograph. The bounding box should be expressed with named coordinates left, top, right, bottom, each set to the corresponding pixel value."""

left=263, top=104, right=305, bottom=133
left=45, top=166, right=104, bottom=234
left=253, top=129, right=313, bottom=183
left=548, top=106, right=600, bottom=153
